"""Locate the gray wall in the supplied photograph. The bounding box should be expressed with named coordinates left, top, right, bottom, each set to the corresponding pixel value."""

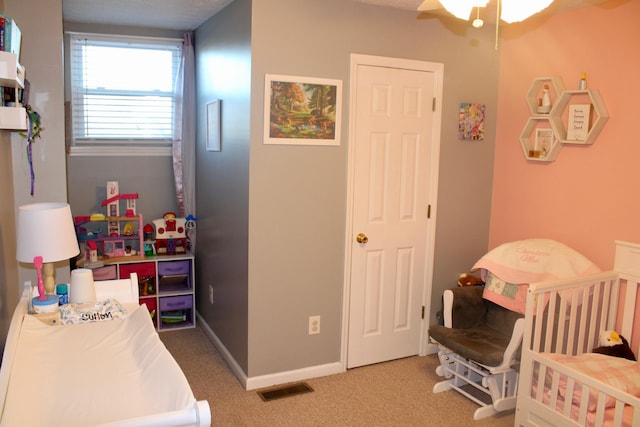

left=0, top=105, right=16, bottom=357
left=66, top=157, right=179, bottom=225
left=194, top=0, right=252, bottom=372
left=0, top=0, right=17, bottom=355
left=0, top=0, right=68, bottom=353
left=0, top=0, right=498, bottom=380
left=195, top=0, right=498, bottom=379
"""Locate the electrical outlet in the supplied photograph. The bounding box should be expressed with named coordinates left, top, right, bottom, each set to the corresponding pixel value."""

left=208, top=285, right=214, bottom=304
left=308, top=315, right=320, bottom=335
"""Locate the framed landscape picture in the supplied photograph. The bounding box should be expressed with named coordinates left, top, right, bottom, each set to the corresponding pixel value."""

left=263, top=74, right=342, bottom=146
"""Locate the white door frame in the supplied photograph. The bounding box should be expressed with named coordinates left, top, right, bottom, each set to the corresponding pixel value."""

left=341, top=54, right=444, bottom=370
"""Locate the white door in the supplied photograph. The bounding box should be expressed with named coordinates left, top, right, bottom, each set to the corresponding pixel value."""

left=345, top=55, right=442, bottom=369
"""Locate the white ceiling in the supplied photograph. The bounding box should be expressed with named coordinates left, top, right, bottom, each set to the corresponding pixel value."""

left=61, top=0, right=609, bottom=31
left=62, top=0, right=236, bottom=30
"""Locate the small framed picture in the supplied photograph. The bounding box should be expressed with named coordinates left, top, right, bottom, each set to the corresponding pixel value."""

left=566, top=103, right=592, bottom=142
left=534, top=128, right=554, bottom=159
left=458, top=103, right=485, bottom=141
left=206, top=100, right=221, bottom=152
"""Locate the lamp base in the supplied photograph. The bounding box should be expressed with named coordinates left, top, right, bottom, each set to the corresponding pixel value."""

left=43, top=262, right=56, bottom=294
left=32, top=295, right=59, bottom=314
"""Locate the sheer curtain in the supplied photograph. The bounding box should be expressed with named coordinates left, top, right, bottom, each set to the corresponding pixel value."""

left=173, top=33, right=197, bottom=251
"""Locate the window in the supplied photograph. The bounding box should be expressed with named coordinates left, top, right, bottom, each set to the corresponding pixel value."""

left=68, top=32, right=182, bottom=154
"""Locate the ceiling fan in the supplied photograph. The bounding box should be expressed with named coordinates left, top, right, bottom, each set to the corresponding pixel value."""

left=417, top=0, right=555, bottom=24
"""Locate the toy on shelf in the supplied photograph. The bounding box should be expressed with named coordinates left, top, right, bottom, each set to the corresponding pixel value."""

left=82, top=240, right=103, bottom=268
left=74, top=181, right=144, bottom=265
left=143, top=223, right=156, bottom=256
left=102, top=181, right=139, bottom=236
left=153, top=212, right=188, bottom=256
left=103, top=181, right=138, bottom=217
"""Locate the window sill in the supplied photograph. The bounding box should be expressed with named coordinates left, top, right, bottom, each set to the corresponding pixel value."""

left=68, top=145, right=172, bottom=157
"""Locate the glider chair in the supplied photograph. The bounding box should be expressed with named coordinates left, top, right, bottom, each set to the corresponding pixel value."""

left=429, top=285, right=524, bottom=420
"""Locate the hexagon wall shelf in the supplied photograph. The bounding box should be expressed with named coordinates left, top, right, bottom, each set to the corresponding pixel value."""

left=520, top=77, right=609, bottom=161
left=549, top=89, right=609, bottom=145
left=520, top=117, right=561, bottom=162
left=525, top=77, right=565, bottom=116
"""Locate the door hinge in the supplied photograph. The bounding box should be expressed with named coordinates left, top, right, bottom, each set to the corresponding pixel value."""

left=427, top=204, right=431, bottom=219
left=432, top=97, right=436, bottom=112
left=421, top=306, right=425, bottom=319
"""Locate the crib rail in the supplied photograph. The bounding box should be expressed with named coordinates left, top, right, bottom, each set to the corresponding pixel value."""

left=524, top=271, right=640, bottom=356
left=526, top=353, right=640, bottom=427
left=517, top=270, right=640, bottom=426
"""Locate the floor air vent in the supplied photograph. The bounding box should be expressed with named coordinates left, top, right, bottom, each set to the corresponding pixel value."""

left=257, top=382, right=314, bottom=401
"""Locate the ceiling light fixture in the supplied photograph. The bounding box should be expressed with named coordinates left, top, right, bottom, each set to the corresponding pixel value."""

left=438, top=0, right=488, bottom=20
left=472, top=7, right=484, bottom=28
left=432, top=0, right=554, bottom=23
left=500, top=0, right=554, bottom=23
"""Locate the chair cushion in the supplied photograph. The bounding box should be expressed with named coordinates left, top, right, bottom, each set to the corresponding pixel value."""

left=429, top=324, right=513, bottom=367
left=429, top=301, right=523, bottom=367
left=484, top=299, right=523, bottom=337
left=449, top=285, right=487, bottom=329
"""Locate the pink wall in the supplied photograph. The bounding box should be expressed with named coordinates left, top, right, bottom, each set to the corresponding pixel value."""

left=491, top=0, right=640, bottom=269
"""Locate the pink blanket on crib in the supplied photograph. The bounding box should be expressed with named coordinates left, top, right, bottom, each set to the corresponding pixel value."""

left=533, top=353, right=640, bottom=426
left=472, top=239, right=600, bottom=313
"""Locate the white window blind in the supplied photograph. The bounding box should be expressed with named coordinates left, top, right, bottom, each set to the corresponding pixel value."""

left=69, top=33, right=182, bottom=148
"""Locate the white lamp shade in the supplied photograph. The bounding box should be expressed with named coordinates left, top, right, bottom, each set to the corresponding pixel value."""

left=16, top=202, right=80, bottom=263
left=500, top=0, right=554, bottom=23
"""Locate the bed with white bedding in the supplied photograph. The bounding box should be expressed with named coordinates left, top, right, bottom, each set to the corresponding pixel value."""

left=516, top=240, right=640, bottom=427
left=0, top=276, right=211, bottom=427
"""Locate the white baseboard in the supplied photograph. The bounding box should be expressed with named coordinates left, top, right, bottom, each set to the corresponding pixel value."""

left=196, top=312, right=344, bottom=391
left=424, top=342, right=438, bottom=355
left=245, top=361, right=343, bottom=391
left=196, top=312, right=249, bottom=388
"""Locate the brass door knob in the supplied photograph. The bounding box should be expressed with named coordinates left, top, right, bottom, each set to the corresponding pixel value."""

left=356, top=233, right=368, bottom=244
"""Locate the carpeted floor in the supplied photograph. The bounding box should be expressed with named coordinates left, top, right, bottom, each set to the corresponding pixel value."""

left=160, top=325, right=515, bottom=426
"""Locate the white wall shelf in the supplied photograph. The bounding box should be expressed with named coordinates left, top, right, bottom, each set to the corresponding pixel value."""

left=0, top=51, right=25, bottom=89
left=0, top=51, right=27, bottom=131
left=520, top=77, right=608, bottom=161
left=520, top=116, right=561, bottom=162
left=520, top=77, right=565, bottom=162
left=525, top=76, right=565, bottom=116
left=0, top=107, right=27, bottom=131
left=549, top=89, right=609, bottom=145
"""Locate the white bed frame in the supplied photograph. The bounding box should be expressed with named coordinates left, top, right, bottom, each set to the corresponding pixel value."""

left=516, top=241, right=640, bottom=427
left=0, top=274, right=211, bottom=427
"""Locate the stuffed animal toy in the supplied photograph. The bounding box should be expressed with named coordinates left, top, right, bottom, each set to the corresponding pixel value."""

left=593, top=330, right=636, bottom=361
left=457, top=273, right=484, bottom=287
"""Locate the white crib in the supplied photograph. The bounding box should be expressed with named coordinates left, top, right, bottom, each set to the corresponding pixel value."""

left=516, top=240, right=640, bottom=427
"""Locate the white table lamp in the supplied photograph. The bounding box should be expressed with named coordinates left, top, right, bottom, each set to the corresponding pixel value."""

left=16, top=202, right=80, bottom=301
